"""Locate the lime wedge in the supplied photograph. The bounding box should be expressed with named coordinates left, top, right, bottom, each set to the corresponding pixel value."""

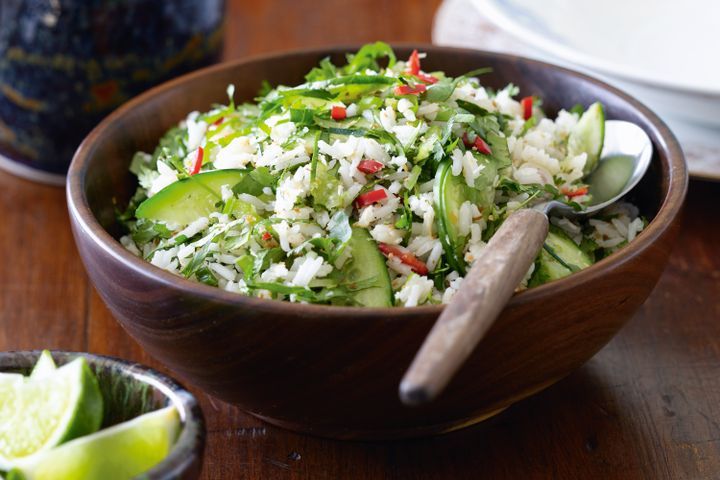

left=30, top=351, right=56, bottom=379
left=11, top=406, right=180, bottom=480
left=0, top=356, right=103, bottom=469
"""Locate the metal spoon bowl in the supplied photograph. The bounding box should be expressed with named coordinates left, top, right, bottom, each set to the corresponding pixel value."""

left=400, top=120, right=653, bottom=406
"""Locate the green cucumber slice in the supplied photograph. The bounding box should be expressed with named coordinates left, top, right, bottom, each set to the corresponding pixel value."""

left=568, top=102, right=605, bottom=175
left=343, top=227, right=393, bottom=307
left=529, top=226, right=593, bottom=287
left=434, top=161, right=480, bottom=274
left=135, top=169, right=247, bottom=225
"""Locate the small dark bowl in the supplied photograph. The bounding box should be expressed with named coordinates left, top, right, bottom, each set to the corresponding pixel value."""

left=67, top=46, right=687, bottom=439
left=0, top=351, right=205, bottom=479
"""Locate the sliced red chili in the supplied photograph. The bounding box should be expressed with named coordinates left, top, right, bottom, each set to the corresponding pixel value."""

left=261, top=231, right=273, bottom=241
left=377, top=243, right=429, bottom=276
left=407, top=49, right=421, bottom=75
left=357, top=159, right=384, bottom=174
left=190, top=146, right=204, bottom=175
left=462, top=132, right=492, bottom=155
left=394, top=84, right=427, bottom=96
left=331, top=105, right=347, bottom=121
left=474, top=136, right=492, bottom=155
left=521, top=96, right=533, bottom=121
left=561, top=185, right=589, bottom=198
left=354, top=189, right=388, bottom=208
left=415, top=72, right=439, bottom=84
left=212, top=116, right=224, bottom=126
left=405, top=50, right=438, bottom=84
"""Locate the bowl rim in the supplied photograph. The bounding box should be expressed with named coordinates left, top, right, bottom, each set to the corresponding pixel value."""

left=0, top=350, right=204, bottom=479
left=66, top=43, right=688, bottom=319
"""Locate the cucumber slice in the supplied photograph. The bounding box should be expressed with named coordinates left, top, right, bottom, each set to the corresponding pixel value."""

left=568, top=102, right=605, bottom=175
left=434, top=161, right=479, bottom=274
left=135, top=169, right=247, bottom=225
left=529, top=226, right=593, bottom=287
left=343, top=227, right=393, bottom=307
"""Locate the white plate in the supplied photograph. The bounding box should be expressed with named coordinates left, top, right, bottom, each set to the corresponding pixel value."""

left=472, top=0, right=720, bottom=95
left=470, top=0, right=720, bottom=127
left=433, top=0, right=720, bottom=180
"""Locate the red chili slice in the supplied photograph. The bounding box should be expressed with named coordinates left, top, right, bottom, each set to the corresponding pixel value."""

left=561, top=185, right=589, bottom=198
left=190, top=146, right=204, bottom=175
left=212, top=116, right=224, bottom=126
left=354, top=189, right=388, bottom=208
left=331, top=105, right=347, bottom=121
left=521, top=96, right=533, bottom=121
left=473, top=136, right=492, bottom=155
left=462, top=132, right=492, bottom=155
left=394, top=84, right=427, bottom=96
left=407, top=49, right=421, bottom=75
left=357, top=159, right=384, bottom=174
left=415, top=72, right=439, bottom=84
left=377, top=243, right=429, bottom=276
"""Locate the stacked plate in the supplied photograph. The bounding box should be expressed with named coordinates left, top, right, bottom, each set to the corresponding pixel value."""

left=433, top=0, right=720, bottom=180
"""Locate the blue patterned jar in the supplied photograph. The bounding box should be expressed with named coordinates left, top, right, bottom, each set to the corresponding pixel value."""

left=0, top=0, right=225, bottom=184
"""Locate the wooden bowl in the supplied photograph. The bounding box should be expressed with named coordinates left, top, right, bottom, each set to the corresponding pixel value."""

left=66, top=45, right=687, bottom=440
left=0, top=350, right=205, bottom=479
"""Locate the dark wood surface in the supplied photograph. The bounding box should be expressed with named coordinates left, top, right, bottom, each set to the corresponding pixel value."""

left=1, top=0, right=719, bottom=478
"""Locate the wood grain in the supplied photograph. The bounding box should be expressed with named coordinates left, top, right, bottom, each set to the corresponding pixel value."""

left=0, top=0, right=719, bottom=478
left=401, top=209, right=549, bottom=405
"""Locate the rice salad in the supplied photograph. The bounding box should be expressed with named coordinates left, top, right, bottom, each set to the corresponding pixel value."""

left=118, top=43, right=645, bottom=307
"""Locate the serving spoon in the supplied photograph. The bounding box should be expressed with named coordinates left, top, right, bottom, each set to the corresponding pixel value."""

left=400, top=120, right=653, bottom=405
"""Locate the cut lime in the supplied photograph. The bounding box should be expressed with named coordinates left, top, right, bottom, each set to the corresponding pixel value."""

left=11, top=406, right=181, bottom=480
left=0, top=356, right=103, bottom=469
left=30, top=351, right=56, bottom=379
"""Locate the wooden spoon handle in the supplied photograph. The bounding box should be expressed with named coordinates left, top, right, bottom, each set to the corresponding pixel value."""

left=399, top=208, right=549, bottom=405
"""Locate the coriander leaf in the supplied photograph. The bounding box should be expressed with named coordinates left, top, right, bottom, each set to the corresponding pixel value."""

left=257, top=80, right=272, bottom=97
left=455, top=99, right=491, bottom=117
left=425, top=67, right=492, bottom=102
left=520, top=116, right=537, bottom=136
left=328, top=211, right=352, bottom=245
left=195, top=266, right=219, bottom=287
left=305, top=57, right=338, bottom=82
left=327, top=75, right=398, bottom=86
left=252, top=247, right=285, bottom=276
left=289, top=108, right=317, bottom=126
left=235, top=254, right=254, bottom=280
left=182, top=241, right=215, bottom=278
left=394, top=191, right=413, bottom=230
left=570, top=103, right=584, bottom=115
left=131, top=218, right=173, bottom=245
left=344, top=41, right=397, bottom=74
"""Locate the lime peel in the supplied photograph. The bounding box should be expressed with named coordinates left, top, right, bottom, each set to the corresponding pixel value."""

left=0, top=355, right=103, bottom=469
left=11, top=406, right=180, bottom=480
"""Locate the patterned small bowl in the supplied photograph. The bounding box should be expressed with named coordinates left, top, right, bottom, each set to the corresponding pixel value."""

left=0, top=350, right=205, bottom=479
left=0, top=0, right=225, bottom=184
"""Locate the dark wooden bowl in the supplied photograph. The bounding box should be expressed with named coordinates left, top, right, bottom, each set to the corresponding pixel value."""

left=0, top=351, right=205, bottom=479
left=66, top=45, right=687, bottom=440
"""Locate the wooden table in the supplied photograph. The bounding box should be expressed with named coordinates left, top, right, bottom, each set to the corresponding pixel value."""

left=2, top=0, right=719, bottom=478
